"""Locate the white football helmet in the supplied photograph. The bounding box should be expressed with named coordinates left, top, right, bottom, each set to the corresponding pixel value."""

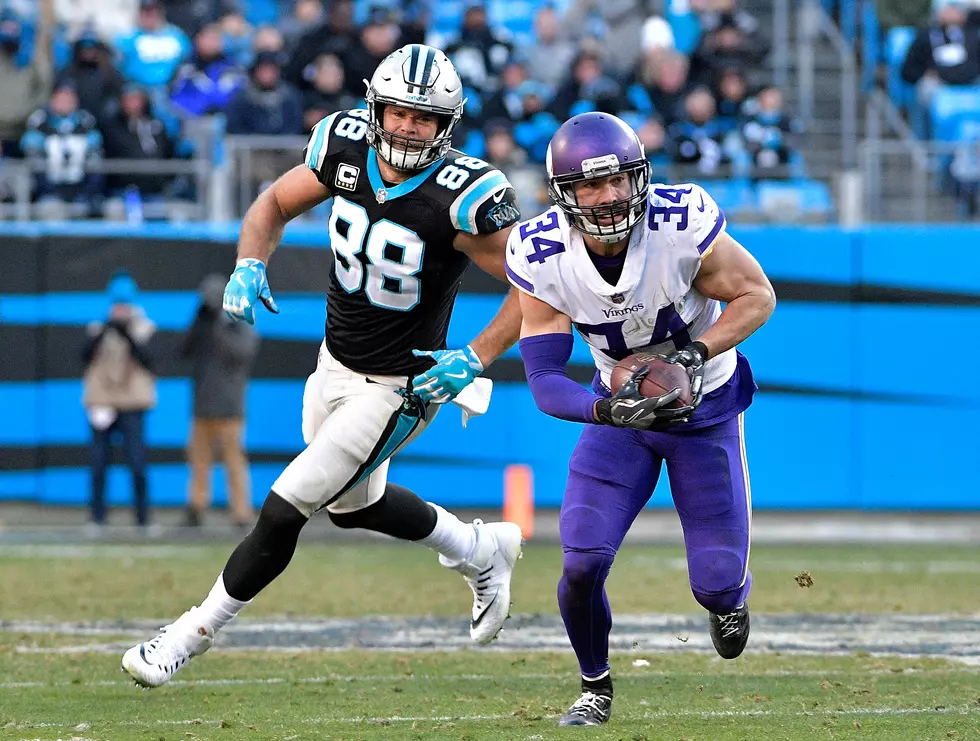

left=364, top=44, right=465, bottom=171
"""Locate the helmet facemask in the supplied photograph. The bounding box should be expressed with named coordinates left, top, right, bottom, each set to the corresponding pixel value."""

left=364, top=93, right=461, bottom=171
left=548, top=157, right=650, bottom=244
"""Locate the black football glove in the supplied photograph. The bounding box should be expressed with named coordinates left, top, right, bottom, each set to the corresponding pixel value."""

left=594, top=365, right=690, bottom=430
left=661, top=341, right=709, bottom=421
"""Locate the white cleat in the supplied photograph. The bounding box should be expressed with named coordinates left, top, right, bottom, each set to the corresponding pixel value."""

left=121, top=608, right=213, bottom=688
left=441, top=520, right=524, bottom=644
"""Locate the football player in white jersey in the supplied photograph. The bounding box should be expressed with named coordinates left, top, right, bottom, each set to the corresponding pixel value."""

left=505, top=112, right=776, bottom=726
left=121, top=45, right=526, bottom=689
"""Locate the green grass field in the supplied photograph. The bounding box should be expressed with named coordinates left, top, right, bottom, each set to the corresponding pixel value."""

left=2, top=541, right=979, bottom=741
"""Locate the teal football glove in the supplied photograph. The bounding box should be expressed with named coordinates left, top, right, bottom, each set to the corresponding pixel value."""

left=411, top=345, right=484, bottom=405
left=223, top=258, right=279, bottom=325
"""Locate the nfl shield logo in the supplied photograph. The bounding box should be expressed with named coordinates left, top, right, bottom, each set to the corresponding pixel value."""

left=375, top=187, right=388, bottom=204
left=610, top=293, right=625, bottom=304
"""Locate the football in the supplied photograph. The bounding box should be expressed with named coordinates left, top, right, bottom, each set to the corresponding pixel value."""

left=609, top=353, right=693, bottom=408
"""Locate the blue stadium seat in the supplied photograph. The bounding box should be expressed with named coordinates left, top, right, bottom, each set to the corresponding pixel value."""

left=487, top=0, right=537, bottom=46
left=756, top=179, right=834, bottom=218
left=930, top=85, right=980, bottom=141
left=698, top=179, right=757, bottom=215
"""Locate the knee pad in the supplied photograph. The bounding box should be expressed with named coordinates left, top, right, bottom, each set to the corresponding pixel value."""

left=689, top=548, right=747, bottom=613
left=561, top=550, right=613, bottom=600
left=253, top=491, right=309, bottom=542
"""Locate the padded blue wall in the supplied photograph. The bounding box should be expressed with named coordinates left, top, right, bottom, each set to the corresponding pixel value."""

left=1, top=223, right=978, bottom=511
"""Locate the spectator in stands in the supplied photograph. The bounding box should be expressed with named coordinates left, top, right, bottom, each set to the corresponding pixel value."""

left=740, top=85, right=803, bottom=177
left=482, top=60, right=530, bottom=122
left=102, top=84, right=176, bottom=196
left=552, top=50, right=628, bottom=121
left=512, top=81, right=561, bottom=163
left=484, top=117, right=546, bottom=216
left=253, top=25, right=285, bottom=56
left=182, top=273, right=259, bottom=529
left=666, top=86, right=744, bottom=175
left=283, top=0, right=355, bottom=91
left=280, top=0, right=324, bottom=56
left=630, top=112, right=670, bottom=177
left=341, top=5, right=400, bottom=97
left=0, top=7, right=52, bottom=155
left=876, top=0, right=932, bottom=32
left=169, top=22, right=244, bottom=117
left=640, top=15, right=676, bottom=58
left=524, top=6, right=576, bottom=91
left=56, top=29, right=124, bottom=123
left=21, top=80, right=103, bottom=213
left=695, top=0, right=762, bottom=41
left=901, top=1, right=980, bottom=103
left=115, top=0, right=191, bottom=89
left=219, top=10, right=255, bottom=68
left=689, top=7, right=768, bottom=86
left=225, top=50, right=302, bottom=135
left=301, top=53, right=356, bottom=133
left=399, top=0, right=429, bottom=47
left=82, top=271, right=156, bottom=530
left=563, top=0, right=648, bottom=76
left=714, top=66, right=750, bottom=134
left=55, top=0, right=137, bottom=40
left=629, top=51, right=693, bottom=126
left=161, top=0, right=239, bottom=37
left=445, top=1, right=513, bottom=94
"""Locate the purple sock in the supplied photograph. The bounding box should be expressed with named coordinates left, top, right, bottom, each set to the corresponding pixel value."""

left=558, top=550, right=615, bottom=678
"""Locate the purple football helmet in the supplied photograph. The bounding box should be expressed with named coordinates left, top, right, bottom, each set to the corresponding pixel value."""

left=546, top=112, right=650, bottom=244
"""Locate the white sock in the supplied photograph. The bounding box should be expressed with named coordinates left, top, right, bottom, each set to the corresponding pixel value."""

left=196, top=573, right=251, bottom=635
left=420, top=504, right=478, bottom=563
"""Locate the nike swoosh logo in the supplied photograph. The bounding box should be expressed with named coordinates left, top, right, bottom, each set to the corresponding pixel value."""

left=445, top=371, right=469, bottom=380
left=492, top=189, right=506, bottom=203
left=471, top=593, right=498, bottom=628
left=697, top=194, right=706, bottom=212
left=138, top=644, right=153, bottom=665
left=622, top=408, right=648, bottom=425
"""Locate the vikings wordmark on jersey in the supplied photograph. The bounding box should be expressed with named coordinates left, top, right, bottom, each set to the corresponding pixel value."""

left=505, top=182, right=735, bottom=395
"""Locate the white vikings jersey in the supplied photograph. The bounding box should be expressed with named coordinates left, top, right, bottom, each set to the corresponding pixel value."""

left=505, top=182, right=737, bottom=394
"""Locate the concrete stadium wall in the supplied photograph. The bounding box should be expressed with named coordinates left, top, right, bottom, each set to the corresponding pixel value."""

left=1, top=222, right=977, bottom=511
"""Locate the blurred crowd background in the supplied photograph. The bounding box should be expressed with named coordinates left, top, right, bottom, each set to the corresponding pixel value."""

left=0, top=0, right=822, bottom=222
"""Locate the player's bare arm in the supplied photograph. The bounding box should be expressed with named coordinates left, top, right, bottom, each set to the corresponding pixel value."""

left=691, top=232, right=776, bottom=359
left=237, top=165, right=332, bottom=263
left=454, top=226, right=524, bottom=367
left=222, top=166, right=332, bottom=324
left=517, top=288, right=572, bottom=339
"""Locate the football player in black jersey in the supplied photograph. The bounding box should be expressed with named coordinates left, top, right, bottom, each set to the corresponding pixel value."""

left=123, top=45, right=526, bottom=689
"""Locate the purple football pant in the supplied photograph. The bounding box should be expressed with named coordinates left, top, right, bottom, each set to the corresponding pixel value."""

left=558, top=413, right=752, bottom=678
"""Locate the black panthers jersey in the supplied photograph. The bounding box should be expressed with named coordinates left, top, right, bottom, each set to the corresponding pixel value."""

left=304, top=108, right=520, bottom=376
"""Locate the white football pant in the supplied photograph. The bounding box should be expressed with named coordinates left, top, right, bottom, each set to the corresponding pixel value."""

left=273, top=341, right=436, bottom=517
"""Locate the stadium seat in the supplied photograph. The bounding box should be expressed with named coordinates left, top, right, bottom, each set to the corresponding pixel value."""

left=929, top=85, right=980, bottom=142
left=697, top=179, right=757, bottom=216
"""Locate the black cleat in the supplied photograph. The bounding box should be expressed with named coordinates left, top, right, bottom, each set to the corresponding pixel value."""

left=558, top=691, right=613, bottom=726
left=709, top=603, right=750, bottom=659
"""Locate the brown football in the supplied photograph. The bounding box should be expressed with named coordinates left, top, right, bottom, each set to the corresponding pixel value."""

left=609, top=353, right=693, bottom=408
